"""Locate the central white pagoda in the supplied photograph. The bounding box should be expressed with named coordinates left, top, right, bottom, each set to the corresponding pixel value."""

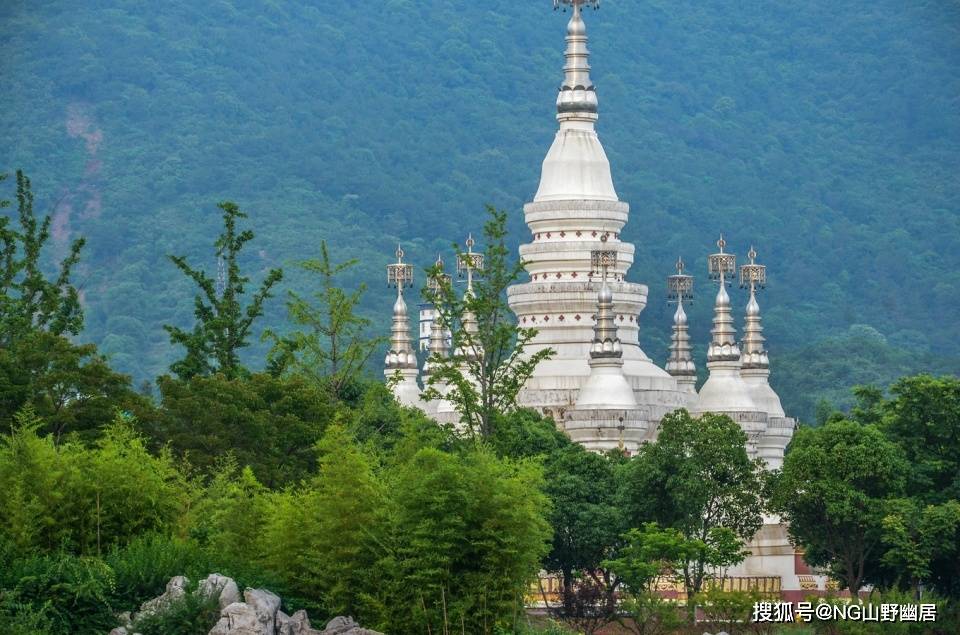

left=505, top=0, right=690, bottom=428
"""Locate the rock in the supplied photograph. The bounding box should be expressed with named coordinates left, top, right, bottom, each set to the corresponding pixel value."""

left=138, top=575, right=190, bottom=617
left=209, top=601, right=263, bottom=635
left=199, top=573, right=241, bottom=609
left=109, top=628, right=128, bottom=635
left=322, top=617, right=358, bottom=634
left=244, top=588, right=282, bottom=635
left=277, top=609, right=316, bottom=635
left=117, top=611, right=133, bottom=627
left=321, top=616, right=383, bottom=635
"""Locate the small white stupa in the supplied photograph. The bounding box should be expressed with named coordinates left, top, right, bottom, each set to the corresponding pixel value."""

left=665, top=257, right=697, bottom=396
left=690, top=236, right=767, bottom=455
left=384, top=245, right=421, bottom=408
left=421, top=255, right=453, bottom=417
left=565, top=237, right=650, bottom=452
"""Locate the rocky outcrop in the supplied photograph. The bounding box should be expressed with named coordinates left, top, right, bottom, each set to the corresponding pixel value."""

left=115, top=575, right=383, bottom=635
left=199, top=573, right=242, bottom=610
left=319, top=616, right=382, bottom=635
left=137, top=574, right=189, bottom=618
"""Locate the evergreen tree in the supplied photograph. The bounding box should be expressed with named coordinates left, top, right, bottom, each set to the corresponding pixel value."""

left=164, top=201, right=282, bottom=380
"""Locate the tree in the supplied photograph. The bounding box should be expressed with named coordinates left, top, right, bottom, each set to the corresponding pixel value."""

left=601, top=523, right=691, bottom=635
left=383, top=443, right=551, bottom=634
left=153, top=372, right=334, bottom=487
left=0, top=171, right=145, bottom=443
left=542, top=444, right=625, bottom=599
left=164, top=201, right=282, bottom=380
left=880, top=498, right=960, bottom=600
left=0, top=408, right=185, bottom=556
left=264, top=240, right=382, bottom=400
left=621, top=410, right=764, bottom=617
left=769, top=418, right=908, bottom=596
left=261, top=424, right=387, bottom=619
left=880, top=375, right=960, bottom=504
left=421, top=206, right=553, bottom=438
left=0, top=170, right=85, bottom=347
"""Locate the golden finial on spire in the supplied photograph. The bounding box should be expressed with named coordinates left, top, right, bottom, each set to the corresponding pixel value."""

left=739, top=246, right=766, bottom=291
left=554, top=0, right=600, bottom=11
left=387, top=244, right=414, bottom=291
left=668, top=256, right=693, bottom=304
left=708, top=233, right=736, bottom=284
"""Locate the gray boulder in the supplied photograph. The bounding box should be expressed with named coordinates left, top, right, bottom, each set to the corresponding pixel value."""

left=277, top=609, right=317, bottom=635
left=244, top=588, right=282, bottom=635
left=199, top=573, right=241, bottom=610
left=137, top=575, right=190, bottom=617
left=209, top=601, right=263, bottom=635
left=321, top=616, right=383, bottom=635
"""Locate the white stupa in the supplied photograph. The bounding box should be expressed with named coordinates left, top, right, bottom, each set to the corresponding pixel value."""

left=382, top=0, right=814, bottom=599
left=565, top=239, right=650, bottom=452
left=689, top=236, right=768, bottom=455
left=506, top=0, right=689, bottom=426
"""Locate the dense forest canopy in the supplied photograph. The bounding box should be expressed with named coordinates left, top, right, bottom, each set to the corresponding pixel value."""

left=1, top=0, right=958, bottom=422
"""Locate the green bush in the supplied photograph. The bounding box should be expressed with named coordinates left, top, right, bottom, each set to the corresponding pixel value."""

left=0, top=410, right=186, bottom=556
left=130, top=581, right=221, bottom=635
left=106, top=534, right=213, bottom=610
left=0, top=592, right=55, bottom=635
left=4, top=551, right=116, bottom=635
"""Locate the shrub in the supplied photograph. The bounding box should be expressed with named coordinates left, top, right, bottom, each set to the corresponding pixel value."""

left=106, top=534, right=213, bottom=610
left=5, top=551, right=116, bottom=635
left=130, top=581, right=220, bottom=635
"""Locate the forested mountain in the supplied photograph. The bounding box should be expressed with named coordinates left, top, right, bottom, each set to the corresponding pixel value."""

left=1, top=0, right=958, bottom=422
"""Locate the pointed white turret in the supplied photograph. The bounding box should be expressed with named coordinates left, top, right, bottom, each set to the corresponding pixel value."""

left=739, top=248, right=784, bottom=418
left=738, top=247, right=795, bottom=469
left=692, top=236, right=765, bottom=454
left=566, top=240, right=649, bottom=453
left=384, top=245, right=421, bottom=408
left=665, top=257, right=697, bottom=395
left=422, top=254, right=453, bottom=417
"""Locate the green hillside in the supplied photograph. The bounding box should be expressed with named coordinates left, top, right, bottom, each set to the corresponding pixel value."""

left=1, top=0, right=958, bottom=422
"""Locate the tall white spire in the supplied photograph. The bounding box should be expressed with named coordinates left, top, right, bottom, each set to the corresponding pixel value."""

left=739, top=248, right=786, bottom=419
left=507, top=1, right=688, bottom=427
left=422, top=254, right=451, bottom=378
left=554, top=0, right=600, bottom=119
left=535, top=0, right=617, bottom=202
left=384, top=245, right=421, bottom=408
left=456, top=233, right=484, bottom=362
left=740, top=247, right=769, bottom=370
left=707, top=235, right=740, bottom=363
left=666, top=257, right=697, bottom=393
left=422, top=254, right=454, bottom=418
